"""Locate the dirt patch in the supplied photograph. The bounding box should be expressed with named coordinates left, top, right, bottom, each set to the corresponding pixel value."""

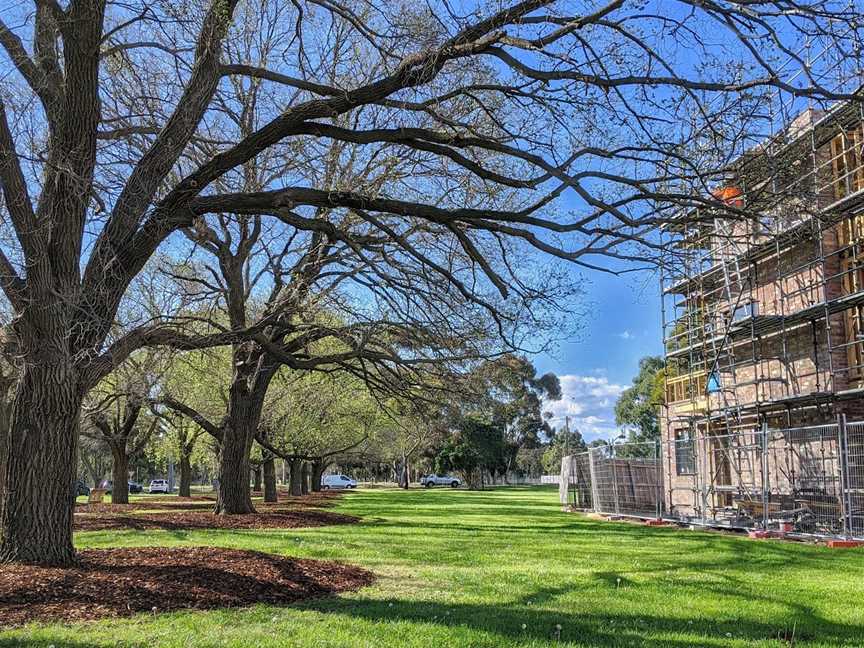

left=74, top=507, right=359, bottom=532
left=0, top=547, right=374, bottom=627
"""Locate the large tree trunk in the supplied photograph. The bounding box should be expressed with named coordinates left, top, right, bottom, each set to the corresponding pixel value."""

left=310, top=459, right=325, bottom=492
left=0, top=400, right=10, bottom=525
left=262, top=454, right=277, bottom=502
left=179, top=453, right=192, bottom=498
left=252, top=464, right=262, bottom=492
left=300, top=461, right=310, bottom=495
left=214, top=346, right=275, bottom=515
left=110, top=444, right=130, bottom=505
left=399, top=453, right=409, bottom=489
left=289, top=458, right=302, bottom=496
left=0, top=363, right=82, bottom=566
left=215, top=416, right=256, bottom=514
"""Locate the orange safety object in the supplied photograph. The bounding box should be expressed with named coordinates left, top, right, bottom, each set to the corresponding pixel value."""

left=712, top=186, right=744, bottom=207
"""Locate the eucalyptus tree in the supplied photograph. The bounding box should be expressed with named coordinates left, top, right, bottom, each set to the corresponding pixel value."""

left=0, top=0, right=859, bottom=566
left=467, top=354, right=561, bottom=473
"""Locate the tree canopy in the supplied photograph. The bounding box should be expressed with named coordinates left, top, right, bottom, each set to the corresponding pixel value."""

left=614, top=356, right=665, bottom=446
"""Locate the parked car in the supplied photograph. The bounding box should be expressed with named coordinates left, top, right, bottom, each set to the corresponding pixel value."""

left=148, top=479, right=171, bottom=494
left=103, top=481, right=144, bottom=495
left=421, top=474, right=460, bottom=488
left=321, top=474, right=357, bottom=490
left=73, top=480, right=90, bottom=497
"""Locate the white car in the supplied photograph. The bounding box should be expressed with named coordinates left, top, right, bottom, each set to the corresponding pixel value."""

left=421, top=474, right=461, bottom=488
left=321, top=474, right=357, bottom=490
left=148, top=479, right=171, bottom=494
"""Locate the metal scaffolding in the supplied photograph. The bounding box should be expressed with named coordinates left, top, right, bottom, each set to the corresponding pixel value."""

left=630, top=29, right=864, bottom=542
left=560, top=417, right=864, bottom=540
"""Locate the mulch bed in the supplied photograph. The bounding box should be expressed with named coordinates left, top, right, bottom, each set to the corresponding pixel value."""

left=0, top=547, right=374, bottom=627
left=74, top=507, right=360, bottom=532
left=75, top=491, right=343, bottom=514
left=77, top=500, right=214, bottom=513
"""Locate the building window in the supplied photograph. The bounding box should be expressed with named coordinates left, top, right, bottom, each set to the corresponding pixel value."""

left=675, top=430, right=696, bottom=475
left=844, top=304, right=864, bottom=381
left=830, top=127, right=864, bottom=201
left=839, top=214, right=864, bottom=247
left=731, top=302, right=758, bottom=322
left=840, top=247, right=864, bottom=381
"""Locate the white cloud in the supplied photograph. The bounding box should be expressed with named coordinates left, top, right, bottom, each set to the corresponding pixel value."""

left=544, top=374, right=627, bottom=442
left=617, top=331, right=634, bottom=340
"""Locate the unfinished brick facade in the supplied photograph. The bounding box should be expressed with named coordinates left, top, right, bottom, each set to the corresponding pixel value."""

left=659, top=103, right=864, bottom=525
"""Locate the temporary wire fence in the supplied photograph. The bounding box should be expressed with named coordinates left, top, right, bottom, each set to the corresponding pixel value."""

left=560, top=417, right=864, bottom=541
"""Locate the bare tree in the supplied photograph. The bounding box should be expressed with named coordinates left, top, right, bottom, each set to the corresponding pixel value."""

left=0, top=0, right=860, bottom=565
left=151, top=12, right=562, bottom=514
left=81, top=347, right=168, bottom=503
left=82, top=395, right=157, bottom=504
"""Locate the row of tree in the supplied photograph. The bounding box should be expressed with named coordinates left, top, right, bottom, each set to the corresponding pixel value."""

left=69, top=349, right=568, bottom=502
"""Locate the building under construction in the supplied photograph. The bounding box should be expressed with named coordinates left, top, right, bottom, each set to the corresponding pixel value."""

left=657, top=94, right=864, bottom=538
left=661, top=90, right=864, bottom=534
left=561, top=74, right=864, bottom=540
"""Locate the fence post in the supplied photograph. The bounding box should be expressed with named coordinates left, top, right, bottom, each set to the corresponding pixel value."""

left=762, top=421, right=770, bottom=531
left=696, top=426, right=709, bottom=523
left=838, top=414, right=851, bottom=540
left=588, top=448, right=600, bottom=514
left=654, top=439, right=662, bottom=520
left=610, top=445, right=620, bottom=516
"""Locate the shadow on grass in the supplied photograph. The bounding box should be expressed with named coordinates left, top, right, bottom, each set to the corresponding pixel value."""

left=2, top=579, right=856, bottom=648
left=295, top=591, right=858, bottom=647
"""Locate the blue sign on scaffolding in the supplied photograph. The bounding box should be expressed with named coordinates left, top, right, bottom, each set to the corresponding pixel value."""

left=706, top=370, right=722, bottom=393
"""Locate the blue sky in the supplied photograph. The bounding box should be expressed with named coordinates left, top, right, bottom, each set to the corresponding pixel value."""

left=533, top=268, right=663, bottom=443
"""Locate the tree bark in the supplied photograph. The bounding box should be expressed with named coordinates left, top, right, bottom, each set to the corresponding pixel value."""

left=262, top=454, right=277, bottom=502
left=399, top=453, right=409, bottom=489
left=310, top=459, right=325, bottom=492
left=215, top=414, right=256, bottom=514
left=252, top=464, right=262, bottom=492
left=300, top=461, right=310, bottom=495
left=289, top=457, right=302, bottom=496
left=110, top=444, right=130, bottom=505
left=213, top=346, right=275, bottom=515
left=0, top=363, right=81, bottom=566
left=179, top=453, right=192, bottom=498
left=0, top=398, right=10, bottom=524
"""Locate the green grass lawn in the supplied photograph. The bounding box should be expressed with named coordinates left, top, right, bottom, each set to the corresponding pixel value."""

left=4, top=486, right=864, bottom=647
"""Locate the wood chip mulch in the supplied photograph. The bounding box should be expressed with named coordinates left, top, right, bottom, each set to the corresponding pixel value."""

left=76, top=501, right=212, bottom=513
left=73, top=507, right=360, bottom=532
left=75, top=491, right=343, bottom=514
left=0, top=547, right=374, bottom=627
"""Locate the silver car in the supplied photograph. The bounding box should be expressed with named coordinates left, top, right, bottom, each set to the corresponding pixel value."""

left=148, top=479, right=171, bottom=494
